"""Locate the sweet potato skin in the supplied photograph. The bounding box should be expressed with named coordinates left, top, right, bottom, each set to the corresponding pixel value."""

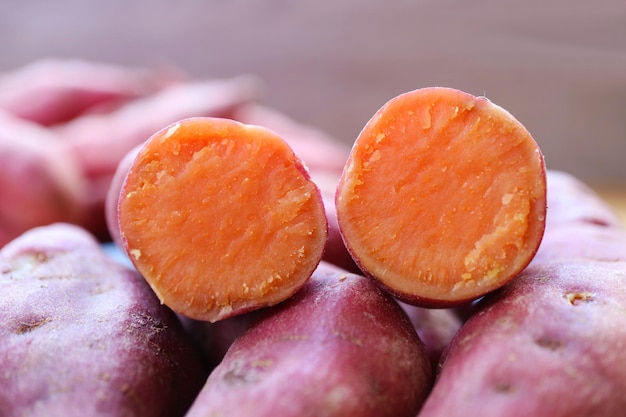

left=418, top=261, right=626, bottom=417
left=0, top=59, right=172, bottom=126
left=0, top=223, right=207, bottom=417
left=185, top=262, right=433, bottom=417
left=541, top=170, right=623, bottom=229
left=530, top=170, right=626, bottom=264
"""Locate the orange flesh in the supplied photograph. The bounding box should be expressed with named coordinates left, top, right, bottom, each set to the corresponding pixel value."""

left=119, top=117, right=327, bottom=322
left=336, top=87, right=546, bottom=305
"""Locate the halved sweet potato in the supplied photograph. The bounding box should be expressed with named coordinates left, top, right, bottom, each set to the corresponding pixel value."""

left=117, top=117, right=328, bottom=322
left=336, top=87, right=547, bottom=307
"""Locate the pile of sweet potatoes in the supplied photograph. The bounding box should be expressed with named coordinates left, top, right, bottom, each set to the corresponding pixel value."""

left=2, top=59, right=626, bottom=416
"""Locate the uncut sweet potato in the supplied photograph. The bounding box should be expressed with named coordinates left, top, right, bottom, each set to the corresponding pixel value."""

left=530, top=170, right=626, bottom=264
left=541, top=170, right=623, bottom=229
left=418, top=261, right=626, bottom=417
left=0, top=59, right=172, bottom=126
left=185, top=262, right=433, bottom=417
left=418, top=171, right=626, bottom=417
left=0, top=110, right=86, bottom=247
left=0, top=223, right=207, bottom=417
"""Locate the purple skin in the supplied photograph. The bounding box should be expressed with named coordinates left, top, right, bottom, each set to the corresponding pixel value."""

left=530, top=170, right=626, bottom=265
left=541, top=170, right=623, bottom=229
left=0, top=223, right=207, bottom=417
left=418, top=261, right=626, bottom=417
left=185, top=262, right=433, bottom=417
left=531, top=222, right=626, bottom=264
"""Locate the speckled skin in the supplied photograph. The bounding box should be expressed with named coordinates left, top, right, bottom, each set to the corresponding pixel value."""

left=0, top=223, right=207, bottom=417
left=185, top=262, right=433, bottom=417
left=419, top=261, right=626, bottom=417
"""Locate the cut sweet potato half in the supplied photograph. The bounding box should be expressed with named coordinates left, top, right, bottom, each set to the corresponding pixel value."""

left=118, top=117, right=328, bottom=322
left=336, top=87, right=546, bottom=307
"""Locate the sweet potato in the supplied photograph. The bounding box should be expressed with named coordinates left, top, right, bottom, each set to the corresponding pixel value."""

left=335, top=86, right=547, bottom=307
left=307, top=169, right=361, bottom=273
left=117, top=117, right=328, bottom=322
left=418, top=171, right=626, bottom=416
left=185, top=262, right=433, bottom=417
left=0, top=59, right=172, bottom=126
left=0, top=223, right=207, bottom=416
left=418, top=261, right=626, bottom=417
left=530, top=170, right=626, bottom=264
left=541, top=170, right=623, bottom=229
left=0, top=110, right=86, bottom=247
left=103, top=237, right=261, bottom=370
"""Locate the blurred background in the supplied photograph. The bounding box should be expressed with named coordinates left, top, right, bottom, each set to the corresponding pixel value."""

left=1, top=0, right=625, bottom=187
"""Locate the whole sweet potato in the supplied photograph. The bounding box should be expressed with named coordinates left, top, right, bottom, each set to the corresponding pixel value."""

left=541, top=170, right=623, bottom=229
left=418, top=260, right=626, bottom=417
left=185, top=262, right=433, bottom=417
left=0, top=59, right=173, bottom=126
left=0, top=223, right=207, bottom=416
left=530, top=170, right=626, bottom=264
